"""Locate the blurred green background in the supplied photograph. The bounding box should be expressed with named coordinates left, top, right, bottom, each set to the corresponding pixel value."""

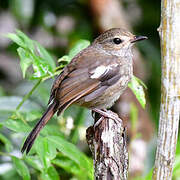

left=0, top=0, right=179, bottom=180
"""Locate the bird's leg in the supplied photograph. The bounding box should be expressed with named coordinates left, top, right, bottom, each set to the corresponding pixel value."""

left=92, top=108, right=113, bottom=119
left=92, top=108, right=121, bottom=127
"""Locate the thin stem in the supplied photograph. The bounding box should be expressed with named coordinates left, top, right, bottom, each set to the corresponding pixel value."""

left=0, top=151, right=13, bottom=157
left=16, top=79, right=42, bottom=111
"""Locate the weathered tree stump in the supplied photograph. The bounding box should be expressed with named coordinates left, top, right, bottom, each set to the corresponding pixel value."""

left=86, top=110, right=129, bottom=180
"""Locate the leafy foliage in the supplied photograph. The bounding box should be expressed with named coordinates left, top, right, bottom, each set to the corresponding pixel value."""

left=7, top=30, right=56, bottom=79
left=12, top=156, right=31, bottom=180
left=128, top=76, right=147, bottom=108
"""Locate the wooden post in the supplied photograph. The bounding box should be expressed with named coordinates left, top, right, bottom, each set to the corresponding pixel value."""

left=153, top=0, right=180, bottom=179
left=86, top=110, right=129, bottom=180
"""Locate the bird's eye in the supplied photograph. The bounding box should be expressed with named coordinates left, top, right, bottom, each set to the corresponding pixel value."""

left=113, top=38, right=122, bottom=44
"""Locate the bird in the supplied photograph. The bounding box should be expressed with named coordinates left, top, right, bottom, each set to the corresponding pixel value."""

left=21, top=28, right=147, bottom=154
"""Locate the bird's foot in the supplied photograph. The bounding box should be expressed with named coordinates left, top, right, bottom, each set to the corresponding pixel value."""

left=92, top=108, right=121, bottom=127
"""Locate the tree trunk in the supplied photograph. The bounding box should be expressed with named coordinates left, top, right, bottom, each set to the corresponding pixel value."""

left=153, top=0, right=180, bottom=179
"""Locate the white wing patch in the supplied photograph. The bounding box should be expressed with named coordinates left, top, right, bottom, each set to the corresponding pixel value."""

left=90, top=64, right=118, bottom=79
left=90, top=66, right=107, bottom=79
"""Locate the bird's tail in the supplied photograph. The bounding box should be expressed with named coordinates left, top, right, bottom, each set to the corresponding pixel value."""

left=21, top=101, right=59, bottom=154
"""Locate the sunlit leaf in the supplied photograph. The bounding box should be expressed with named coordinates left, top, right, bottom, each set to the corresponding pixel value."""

left=7, top=30, right=56, bottom=80
left=134, top=76, right=147, bottom=89
left=24, top=155, right=43, bottom=172
left=32, top=55, right=54, bottom=79
left=40, top=166, right=59, bottom=180
left=12, top=156, right=30, bottom=180
left=34, top=41, right=56, bottom=70
left=6, top=33, right=26, bottom=48
left=35, top=137, right=51, bottom=170
left=16, top=30, right=35, bottom=53
left=47, top=166, right=59, bottom=180
left=17, top=47, right=32, bottom=78
left=128, top=75, right=146, bottom=108
left=47, top=139, right=57, bottom=160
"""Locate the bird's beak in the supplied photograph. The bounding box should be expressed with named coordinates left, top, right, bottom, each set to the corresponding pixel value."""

left=131, top=35, right=148, bottom=43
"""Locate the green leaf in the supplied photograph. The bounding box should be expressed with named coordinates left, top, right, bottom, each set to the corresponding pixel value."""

left=34, top=136, right=57, bottom=168
left=134, top=76, right=147, bottom=89
left=40, top=166, right=59, bottom=180
left=42, top=124, right=65, bottom=137
left=0, top=133, right=13, bottom=152
left=31, top=55, right=54, bottom=79
left=6, top=33, right=26, bottom=48
left=57, top=55, right=70, bottom=69
left=7, top=30, right=56, bottom=80
left=35, top=137, right=51, bottom=170
left=12, top=156, right=30, bottom=180
left=68, top=39, right=90, bottom=60
left=34, top=41, right=56, bottom=70
left=48, top=136, right=88, bottom=167
left=58, top=55, right=70, bottom=63
left=24, top=155, right=43, bottom=172
left=2, top=118, right=30, bottom=132
left=128, top=75, right=146, bottom=108
left=0, top=168, right=20, bottom=180
left=52, top=155, right=81, bottom=176
left=35, top=136, right=57, bottom=170
left=48, top=135, right=93, bottom=179
left=47, top=166, right=59, bottom=180
left=47, top=140, right=57, bottom=160
left=24, top=110, right=41, bottom=122
left=17, top=47, right=32, bottom=78
left=16, top=30, right=35, bottom=53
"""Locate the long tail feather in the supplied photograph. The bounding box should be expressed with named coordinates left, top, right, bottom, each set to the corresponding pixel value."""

left=21, top=101, right=58, bottom=154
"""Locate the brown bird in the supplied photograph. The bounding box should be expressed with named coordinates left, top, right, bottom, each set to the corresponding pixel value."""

left=21, top=28, right=147, bottom=154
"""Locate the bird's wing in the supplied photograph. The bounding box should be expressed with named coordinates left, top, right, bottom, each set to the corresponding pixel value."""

left=53, top=47, right=122, bottom=108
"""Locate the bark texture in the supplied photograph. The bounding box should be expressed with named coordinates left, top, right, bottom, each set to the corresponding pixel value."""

left=153, top=0, right=180, bottom=179
left=86, top=111, right=128, bottom=180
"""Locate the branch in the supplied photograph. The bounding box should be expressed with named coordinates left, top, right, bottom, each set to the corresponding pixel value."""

left=153, top=0, right=180, bottom=179
left=86, top=110, right=129, bottom=180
